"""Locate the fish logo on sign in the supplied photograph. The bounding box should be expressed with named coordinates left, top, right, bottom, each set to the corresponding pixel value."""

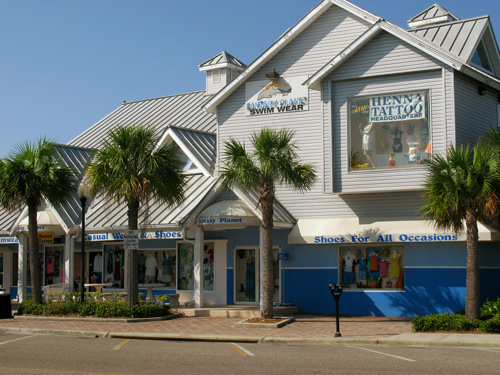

left=257, top=80, right=292, bottom=100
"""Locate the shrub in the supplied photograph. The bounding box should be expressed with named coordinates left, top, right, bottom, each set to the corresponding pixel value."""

left=480, top=314, right=500, bottom=333
left=17, top=299, right=170, bottom=319
left=480, top=297, right=500, bottom=320
left=412, top=313, right=480, bottom=332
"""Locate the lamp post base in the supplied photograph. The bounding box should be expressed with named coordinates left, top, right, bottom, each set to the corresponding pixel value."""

left=335, top=332, right=342, bottom=337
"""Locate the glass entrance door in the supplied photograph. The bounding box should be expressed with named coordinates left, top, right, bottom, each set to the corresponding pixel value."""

left=235, top=248, right=259, bottom=304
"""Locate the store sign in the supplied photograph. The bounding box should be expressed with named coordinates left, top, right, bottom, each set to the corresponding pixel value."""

left=197, top=217, right=256, bottom=225
left=0, top=237, right=19, bottom=244
left=369, top=92, right=426, bottom=122
left=17, top=225, right=48, bottom=231
left=85, top=230, right=182, bottom=241
left=245, top=76, right=308, bottom=116
left=314, top=233, right=459, bottom=244
left=38, top=232, right=54, bottom=244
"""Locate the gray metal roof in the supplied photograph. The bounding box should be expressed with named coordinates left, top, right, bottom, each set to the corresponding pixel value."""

left=198, top=51, right=246, bottom=71
left=0, top=207, right=20, bottom=235
left=83, top=173, right=217, bottom=231
left=51, top=145, right=94, bottom=231
left=68, top=91, right=217, bottom=149
left=408, top=16, right=490, bottom=64
left=169, top=127, right=216, bottom=175
left=0, top=144, right=93, bottom=235
left=407, top=4, right=459, bottom=27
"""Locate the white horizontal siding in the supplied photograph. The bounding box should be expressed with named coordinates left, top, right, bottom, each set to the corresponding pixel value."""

left=332, top=70, right=444, bottom=194
left=455, top=74, right=498, bottom=146
left=331, top=31, right=442, bottom=81
left=249, top=5, right=371, bottom=82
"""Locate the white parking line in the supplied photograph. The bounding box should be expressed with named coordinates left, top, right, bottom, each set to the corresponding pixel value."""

left=228, top=342, right=256, bottom=356
left=347, top=345, right=416, bottom=362
left=0, top=335, right=37, bottom=346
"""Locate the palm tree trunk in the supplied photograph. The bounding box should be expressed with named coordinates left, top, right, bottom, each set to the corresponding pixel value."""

left=465, top=211, right=480, bottom=320
left=127, top=200, right=140, bottom=306
left=28, top=205, right=42, bottom=304
left=260, top=182, right=275, bottom=318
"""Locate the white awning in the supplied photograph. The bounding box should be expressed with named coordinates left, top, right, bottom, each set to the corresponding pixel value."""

left=17, top=210, right=65, bottom=234
left=288, top=217, right=500, bottom=244
left=197, top=200, right=260, bottom=227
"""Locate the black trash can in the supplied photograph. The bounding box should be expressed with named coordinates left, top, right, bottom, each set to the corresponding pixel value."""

left=0, top=294, right=12, bottom=319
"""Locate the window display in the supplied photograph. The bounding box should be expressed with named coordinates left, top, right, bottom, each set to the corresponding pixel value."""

left=45, top=247, right=64, bottom=285
left=177, top=242, right=214, bottom=291
left=0, top=254, right=3, bottom=288
left=349, top=91, right=430, bottom=170
left=137, top=249, right=176, bottom=287
left=104, top=245, right=124, bottom=288
left=339, top=246, right=404, bottom=290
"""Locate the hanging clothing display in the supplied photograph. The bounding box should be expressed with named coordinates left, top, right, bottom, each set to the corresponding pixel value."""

left=93, top=254, right=102, bottom=272
left=245, top=258, right=255, bottom=299
left=145, top=254, right=157, bottom=277
left=162, top=255, right=173, bottom=283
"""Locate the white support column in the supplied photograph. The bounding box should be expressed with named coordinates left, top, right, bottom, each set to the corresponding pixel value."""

left=17, top=234, right=27, bottom=302
left=193, top=225, right=204, bottom=308
left=259, top=226, right=264, bottom=310
left=64, top=233, right=74, bottom=291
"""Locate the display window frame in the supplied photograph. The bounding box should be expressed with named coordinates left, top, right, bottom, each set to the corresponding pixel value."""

left=137, top=248, right=177, bottom=288
left=348, top=89, right=431, bottom=171
left=44, top=244, right=64, bottom=286
left=177, top=241, right=216, bottom=293
left=338, top=245, right=404, bottom=292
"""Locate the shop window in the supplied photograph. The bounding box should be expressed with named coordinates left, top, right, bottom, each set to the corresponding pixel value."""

left=103, top=245, right=124, bottom=288
left=0, top=253, right=3, bottom=288
left=349, top=91, right=431, bottom=170
left=177, top=242, right=214, bottom=291
left=45, top=246, right=64, bottom=286
left=339, top=246, right=404, bottom=290
left=137, top=249, right=176, bottom=287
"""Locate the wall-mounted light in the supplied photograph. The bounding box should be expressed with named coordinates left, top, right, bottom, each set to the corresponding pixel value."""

left=265, top=70, right=279, bottom=80
left=478, top=86, right=486, bottom=95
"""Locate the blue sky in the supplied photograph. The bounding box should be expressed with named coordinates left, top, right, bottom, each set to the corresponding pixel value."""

left=1, top=0, right=499, bottom=158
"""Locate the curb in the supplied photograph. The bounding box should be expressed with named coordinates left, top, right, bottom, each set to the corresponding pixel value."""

left=2, top=327, right=500, bottom=349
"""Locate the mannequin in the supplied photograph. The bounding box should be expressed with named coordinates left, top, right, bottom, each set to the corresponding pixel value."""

left=390, top=250, right=401, bottom=278
left=343, top=250, right=356, bottom=285
left=145, top=253, right=157, bottom=283
left=360, top=123, right=375, bottom=167
left=162, top=253, right=173, bottom=284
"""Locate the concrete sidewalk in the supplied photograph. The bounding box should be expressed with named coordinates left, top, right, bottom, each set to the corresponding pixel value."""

left=0, top=314, right=499, bottom=348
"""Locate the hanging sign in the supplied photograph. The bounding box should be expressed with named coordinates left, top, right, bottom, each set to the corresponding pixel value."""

left=245, top=76, right=309, bottom=116
left=369, top=91, right=426, bottom=122
left=38, top=232, right=54, bottom=244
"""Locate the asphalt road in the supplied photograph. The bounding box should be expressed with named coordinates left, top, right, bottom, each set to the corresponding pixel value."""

left=1, top=333, right=500, bottom=374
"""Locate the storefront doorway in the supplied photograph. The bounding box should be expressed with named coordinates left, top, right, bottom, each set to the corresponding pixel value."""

left=234, top=247, right=281, bottom=305
left=235, top=247, right=259, bottom=304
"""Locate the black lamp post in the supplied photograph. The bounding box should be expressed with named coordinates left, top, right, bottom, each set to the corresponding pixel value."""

left=77, top=182, right=90, bottom=303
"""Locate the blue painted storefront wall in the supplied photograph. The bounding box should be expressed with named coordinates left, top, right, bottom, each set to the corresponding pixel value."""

left=206, top=230, right=500, bottom=317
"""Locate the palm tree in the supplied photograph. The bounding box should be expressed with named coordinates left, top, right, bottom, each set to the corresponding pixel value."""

left=85, top=125, right=185, bottom=306
left=420, top=143, right=500, bottom=319
left=218, top=128, right=316, bottom=318
left=0, top=138, right=77, bottom=303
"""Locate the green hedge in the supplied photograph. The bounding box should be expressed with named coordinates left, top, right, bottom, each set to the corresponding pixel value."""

left=18, top=299, right=170, bottom=319
left=412, top=297, right=500, bottom=333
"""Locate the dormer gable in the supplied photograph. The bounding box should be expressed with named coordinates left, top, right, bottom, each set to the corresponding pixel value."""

left=407, top=3, right=459, bottom=29
left=198, top=51, right=246, bottom=95
left=468, top=24, right=500, bottom=77
left=156, top=127, right=216, bottom=177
